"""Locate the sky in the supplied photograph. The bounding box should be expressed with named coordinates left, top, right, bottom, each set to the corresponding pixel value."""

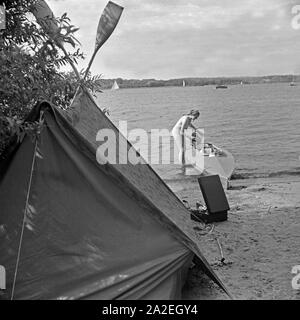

left=48, top=0, right=300, bottom=79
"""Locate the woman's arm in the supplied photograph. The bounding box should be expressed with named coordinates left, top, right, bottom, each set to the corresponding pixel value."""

left=180, top=117, right=188, bottom=135
left=189, top=123, right=197, bottom=130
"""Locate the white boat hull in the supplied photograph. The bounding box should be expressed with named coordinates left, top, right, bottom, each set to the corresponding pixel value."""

left=184, top=133, right=235, bottom=187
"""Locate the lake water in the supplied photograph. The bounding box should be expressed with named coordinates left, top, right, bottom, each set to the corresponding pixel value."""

left=96, top=83, right=300, bottom=184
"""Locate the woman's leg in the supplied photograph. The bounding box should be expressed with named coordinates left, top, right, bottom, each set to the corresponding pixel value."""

left=179, top=134, right=185, bottom=165
left=172, top=130, right=185, bottom=165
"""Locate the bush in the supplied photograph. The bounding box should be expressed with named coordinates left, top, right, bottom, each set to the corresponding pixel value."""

left=0, top=0, right=102, bottom=156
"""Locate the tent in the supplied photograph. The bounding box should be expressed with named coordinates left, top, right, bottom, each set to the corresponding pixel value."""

left=0, top=91, right=230, bottom=299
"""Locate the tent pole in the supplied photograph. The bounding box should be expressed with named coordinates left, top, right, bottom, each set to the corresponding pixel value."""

left=11, top=137, right=38, bottom=300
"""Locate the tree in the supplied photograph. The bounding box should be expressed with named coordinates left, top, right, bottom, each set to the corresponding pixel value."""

left=0, top=0, right=102, bottom=156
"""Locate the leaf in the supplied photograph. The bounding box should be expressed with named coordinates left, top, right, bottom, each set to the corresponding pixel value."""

left=5, top=117, right=15, bottom=128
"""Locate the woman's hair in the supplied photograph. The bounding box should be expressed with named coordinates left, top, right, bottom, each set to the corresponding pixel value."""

left=187, top=109, right=200, bottom=118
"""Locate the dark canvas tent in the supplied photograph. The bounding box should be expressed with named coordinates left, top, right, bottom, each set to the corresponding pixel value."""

left=0, top=93, right=230, bottom=299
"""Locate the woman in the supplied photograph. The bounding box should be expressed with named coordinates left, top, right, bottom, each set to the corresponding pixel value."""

left=171, top=109, right=200, bottom=165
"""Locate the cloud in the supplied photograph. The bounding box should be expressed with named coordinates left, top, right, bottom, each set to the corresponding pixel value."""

left=119, top=0, right=291, bottom=31
left=48, top=0, right=300, bottom=78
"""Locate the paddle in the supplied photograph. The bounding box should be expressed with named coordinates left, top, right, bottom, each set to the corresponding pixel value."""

left=32, top=1, right=124, bottom=104
left=70, top=1, right=123, bottom=107
left=83, top=1, right=124, bottom=81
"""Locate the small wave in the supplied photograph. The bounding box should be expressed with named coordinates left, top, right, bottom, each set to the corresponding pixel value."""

left=162, top=167, right=300, bottom=182
left=231, top=168, right=300, bottom=180
left=230, top=173, right=250, bottom=180
left=269, top=169, right=300, bottom=178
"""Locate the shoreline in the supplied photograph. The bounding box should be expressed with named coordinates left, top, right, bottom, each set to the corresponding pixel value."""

left=168, top=176, right=300, bottom=299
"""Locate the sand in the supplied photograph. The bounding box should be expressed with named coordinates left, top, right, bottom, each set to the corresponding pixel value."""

left=169, top=177, right=300, bottom=300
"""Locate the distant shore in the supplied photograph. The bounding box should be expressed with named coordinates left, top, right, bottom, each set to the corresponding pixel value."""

left=100, top=75, right=300, bottom=90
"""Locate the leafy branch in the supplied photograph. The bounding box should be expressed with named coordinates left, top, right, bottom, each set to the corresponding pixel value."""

left=0, top=0, right=104, bottom=156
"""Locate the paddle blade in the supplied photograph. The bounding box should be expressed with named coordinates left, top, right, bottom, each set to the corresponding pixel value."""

left=95, top=1, right=123, bottom=52
left=0, top=4, right=5, bottom=30
left=31, top=0, right=59, bottom=37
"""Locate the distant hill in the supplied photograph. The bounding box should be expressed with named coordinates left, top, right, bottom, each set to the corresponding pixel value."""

left=99, top=75, right=300, bottom=89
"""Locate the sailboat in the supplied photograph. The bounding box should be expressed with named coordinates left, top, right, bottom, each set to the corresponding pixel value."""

left=111, top=80, right=119, bottom=90
left=290, top=75, right=297, bottom=86
left=182, top=80, right=186, bottom=87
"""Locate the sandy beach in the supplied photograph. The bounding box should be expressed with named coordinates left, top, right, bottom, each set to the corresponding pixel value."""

left=168, top=177, right=300, bottom=300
